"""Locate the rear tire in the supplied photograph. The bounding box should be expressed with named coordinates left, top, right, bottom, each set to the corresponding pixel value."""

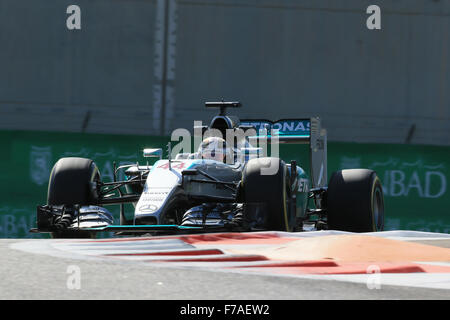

left=47, top=157, right=100, bottom=238
left=242, top=157, right=294, bottom=231
left=326, top=169, right=384, bottom=232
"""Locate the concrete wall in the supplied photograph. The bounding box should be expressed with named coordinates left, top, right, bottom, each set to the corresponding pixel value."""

left=0, top=0, right=158, bottom=134
left=0, top=0, right=449, bottom=145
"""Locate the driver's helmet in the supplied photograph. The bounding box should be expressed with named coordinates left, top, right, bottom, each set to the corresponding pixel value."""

left=198, top=137, right=231, bottom=162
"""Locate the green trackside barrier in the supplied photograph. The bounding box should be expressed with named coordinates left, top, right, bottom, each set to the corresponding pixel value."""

left=0, top=130, right=170, bottom=238
left=328, top=142, right=449, bottom=233
left=280, top=142, right=450, bottom=233
left=0, top=130, right=448, bottom=238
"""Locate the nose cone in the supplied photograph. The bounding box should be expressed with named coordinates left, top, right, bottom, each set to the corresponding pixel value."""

left=134, top=160, right=184, bottom=224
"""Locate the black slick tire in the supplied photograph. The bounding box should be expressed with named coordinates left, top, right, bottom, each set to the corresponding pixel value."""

left=242, top=157, right=294, bottom=231
left=327, top=169, right=384, bottom=232
left=47, top=157, right=100, bottom=238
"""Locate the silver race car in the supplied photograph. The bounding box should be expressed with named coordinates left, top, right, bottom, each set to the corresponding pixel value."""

left=31, top=101, right=384, bottom=238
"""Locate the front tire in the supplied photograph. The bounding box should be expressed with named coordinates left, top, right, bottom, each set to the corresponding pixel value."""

left=242, top=157, right=294, bottom=231
left=326, top=169, right=384, bottom=232
left=47, top=157, right=100, bottom=238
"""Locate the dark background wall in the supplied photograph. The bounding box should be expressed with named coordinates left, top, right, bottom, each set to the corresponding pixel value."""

left=0, top=0, right=449, bottom=144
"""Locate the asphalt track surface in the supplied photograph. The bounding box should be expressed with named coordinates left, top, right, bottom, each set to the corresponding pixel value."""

left=1, top=232, right=450, bottom=300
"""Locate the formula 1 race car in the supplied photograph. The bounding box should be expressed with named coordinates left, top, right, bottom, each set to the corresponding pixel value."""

left=31, top=101, right=385, bottom=238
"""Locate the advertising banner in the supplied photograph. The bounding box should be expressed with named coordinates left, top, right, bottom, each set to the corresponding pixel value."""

left=328, top=143, right=449, bottom=233
left=0, top=131, right=169, bottom=238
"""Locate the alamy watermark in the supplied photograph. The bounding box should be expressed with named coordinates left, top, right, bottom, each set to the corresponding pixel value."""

left=66, top=265, right=81, bottom=290
left=65, top=5, right=382, bottom=32
left=367, top=5, right=381, bottom=30
left=66, top=5, right=81, bottom=30
left=366, top=265, right=382, bottom=290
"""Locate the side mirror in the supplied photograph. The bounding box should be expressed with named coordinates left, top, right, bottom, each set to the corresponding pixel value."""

left=182, top=169, right=198, bottom=176
left=143, top=148, right=162, bottom=159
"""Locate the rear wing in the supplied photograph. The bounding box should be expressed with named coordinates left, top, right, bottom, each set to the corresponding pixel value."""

left=240, top=117, right=327, bottom=188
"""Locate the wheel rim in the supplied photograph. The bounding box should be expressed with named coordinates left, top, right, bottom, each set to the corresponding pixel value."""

left=282, top=165, right=289, bottom=231
left=373, top=187, right=384, bottom=231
